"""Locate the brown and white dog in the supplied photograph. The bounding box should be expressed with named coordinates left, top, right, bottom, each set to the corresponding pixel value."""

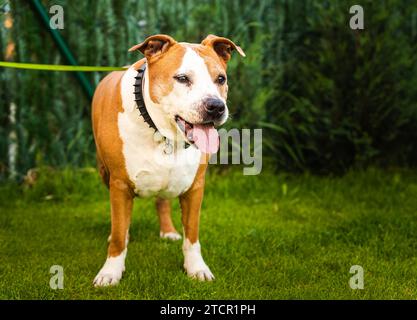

left=91, top=34, right=245, bottom=286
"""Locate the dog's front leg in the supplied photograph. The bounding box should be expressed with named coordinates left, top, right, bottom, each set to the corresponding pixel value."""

left=179, top=158, right=214, bottom=281
left=94, top=178, right=133, bottom=287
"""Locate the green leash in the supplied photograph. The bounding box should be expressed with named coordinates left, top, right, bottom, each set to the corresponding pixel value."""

left=0, top=61, right=127, bottom=72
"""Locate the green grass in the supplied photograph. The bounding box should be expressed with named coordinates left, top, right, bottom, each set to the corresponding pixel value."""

left=1, top=167, right=417, bottom=299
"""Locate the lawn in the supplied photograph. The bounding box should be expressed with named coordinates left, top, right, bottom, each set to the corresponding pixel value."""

left=1, top=167, right=417, bottom=299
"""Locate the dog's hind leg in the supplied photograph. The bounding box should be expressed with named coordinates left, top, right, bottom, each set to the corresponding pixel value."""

left=156, top=197, right=181, bottom=241
left=96, top=153, right=110, bottom=189
left=94, top=178, right=133, bottom=287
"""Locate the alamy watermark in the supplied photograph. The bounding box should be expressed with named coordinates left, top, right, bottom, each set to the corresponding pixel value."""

left=151, top=128, right=263, bottom=176
left=349, top=265, right=364, bottom=290
left=49, top=5, right=64, bottom=30
left=213, top=128, right=262, bottom=176
left=349, top=5, right=364, bottom=30
left=49, top=265, right=64, bottom=289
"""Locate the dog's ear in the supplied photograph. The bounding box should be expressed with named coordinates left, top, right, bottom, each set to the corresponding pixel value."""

left=129, top=34, right=177, bottom=59
left=201, top=34, right=246, bottom=63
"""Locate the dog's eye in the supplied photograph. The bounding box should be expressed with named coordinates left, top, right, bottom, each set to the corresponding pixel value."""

left=216, top=75, right=226, bottom=85
left=174, top=74, right=191, bottom=85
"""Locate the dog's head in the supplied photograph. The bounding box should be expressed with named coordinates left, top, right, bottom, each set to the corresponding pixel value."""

left=129, top=34, right=245, bottom=153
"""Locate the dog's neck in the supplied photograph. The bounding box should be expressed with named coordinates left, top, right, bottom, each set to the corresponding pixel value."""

left=142, top=67, right=179, bottom=142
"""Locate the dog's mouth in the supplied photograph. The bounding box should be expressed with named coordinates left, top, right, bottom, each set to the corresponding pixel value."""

left=175, top=115, right=219, bottom=154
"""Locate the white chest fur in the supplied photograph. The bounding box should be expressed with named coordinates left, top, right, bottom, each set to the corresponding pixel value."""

left=118, top=66, right=201, bottom=198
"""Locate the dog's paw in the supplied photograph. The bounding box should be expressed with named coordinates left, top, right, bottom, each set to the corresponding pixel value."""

left=160, top=231, right=182, bottom=241
left=93, top=250, right=126, bottom=287
left=183, top=239, right=214, bottom=281
left=93, top=271, right=122, bottom=287
left=185, top=264, right=215, bottom=281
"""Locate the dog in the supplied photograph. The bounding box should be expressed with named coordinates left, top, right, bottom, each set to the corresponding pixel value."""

left=91, top=34, right=245, bottom=286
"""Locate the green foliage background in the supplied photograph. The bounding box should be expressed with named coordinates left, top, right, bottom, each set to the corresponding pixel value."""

left=0, top=0, right=416, bottom=179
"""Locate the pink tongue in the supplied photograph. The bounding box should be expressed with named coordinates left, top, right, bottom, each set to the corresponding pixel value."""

left=192, top=124, right=219, bottom=154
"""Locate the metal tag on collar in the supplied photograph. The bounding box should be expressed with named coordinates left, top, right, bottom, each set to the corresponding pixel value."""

left=164, top=139, right=174, bottom=155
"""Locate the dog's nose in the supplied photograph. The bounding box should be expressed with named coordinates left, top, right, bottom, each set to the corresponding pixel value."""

left=204, top=98, right=225, bottom=119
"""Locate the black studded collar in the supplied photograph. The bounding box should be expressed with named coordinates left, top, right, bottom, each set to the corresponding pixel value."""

left=133, top=63, right=159, bottom=132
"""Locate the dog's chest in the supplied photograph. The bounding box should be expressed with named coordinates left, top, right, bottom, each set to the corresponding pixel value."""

left=131, top=145, right=201, bottom=198
left=117, top=66, right=202, bottom=198
left=118, top=114, right=201, bottom=198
